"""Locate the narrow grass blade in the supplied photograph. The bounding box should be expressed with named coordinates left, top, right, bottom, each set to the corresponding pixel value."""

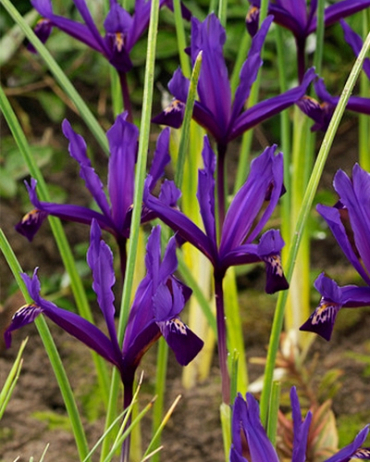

left=0, top=338, right=28, bottom=419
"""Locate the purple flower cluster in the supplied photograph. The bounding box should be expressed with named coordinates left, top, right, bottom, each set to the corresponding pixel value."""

left=6, top=222, right=203, bottom=390
left=231, top=387, right=370, bottom=462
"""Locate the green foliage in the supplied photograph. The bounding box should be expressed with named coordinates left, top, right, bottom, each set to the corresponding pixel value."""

left=32, top=411, right=72, bottom=431
left=0, top=137, right=54, bottom=198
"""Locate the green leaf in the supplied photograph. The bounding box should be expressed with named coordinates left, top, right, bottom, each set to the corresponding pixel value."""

left=38, top=91, right=66, bottom=123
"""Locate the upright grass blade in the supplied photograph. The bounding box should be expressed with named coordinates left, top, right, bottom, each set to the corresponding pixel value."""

left=218, top=0, right=228, bottom=28
left=266, top=381, right=281, bottom=445
left=259, top=31, right=370, bottom=428
left=174, top=51, right=203, bottom=191
left=142, top=395, right=182, bottom=459
left=151, top=337, right=169, bottom=462
left=0, top=85, right=111, bottom=406
left=0, top=337, right=28, bottom=419
left=101, top=1, right=161, bottom=458
left=172, top=0, right=191, bottom=79
left=224, top=268, right=248, bottom=394
left=220, top=402, right=231, bottom=462
left=0, top=0, right=109, bottom=155
left=0, top=229, right=90, bottom=461
left=359, top=9, right=370, bottom=170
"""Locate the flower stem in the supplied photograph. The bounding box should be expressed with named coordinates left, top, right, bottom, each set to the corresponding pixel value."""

left=121, top=378, right=134, bottom=462
left=217, top=143, right=227, bottom=230
left=214, top=273, right=230, bottom=404
left=119, top=71, right=133, bottom=122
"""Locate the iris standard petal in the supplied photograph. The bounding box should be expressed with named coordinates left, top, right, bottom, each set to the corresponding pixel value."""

left=220, top=146, right=281, bottom=254
left=290, top=387, right=312, bottom=462
left=62, top=120, right=111, bottom=218
left=87, top=221, right=121, bottom=356
left=231, top=16, right=273, bottom=123
left=317, top=201, right=370, bottom=286
left=334, top=166, right=370, bottom=277
left=242, top=394, right=280, bottom=462
left=196, top=137, right=217, bottom=244
left=107, top=113, right=139, bottom=233
left=147, top=128, right=171, bottom=189
left=190, top=14, right=232, bottom=132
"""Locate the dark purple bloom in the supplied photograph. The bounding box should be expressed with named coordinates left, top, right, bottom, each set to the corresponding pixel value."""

left=153, top=13, right=315, bottom=156
left=5, top=222, right=203, bottom=386
left=301, top=164, right=370, bottom=340
left=29, top=0, right=190, bottom=73
left=298, top=19, right=370, bottom=132
left=15, top=113, right=171, bottom=275
left=247, top=0, right=370, bottom=81
left=145, top=137, right=289, bottom=293
left=230, top=387, right=370, bottom=462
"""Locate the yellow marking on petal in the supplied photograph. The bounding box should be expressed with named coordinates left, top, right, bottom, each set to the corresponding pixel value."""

left=311, top=302, right=337, bottom=325
left=246, top=6, right=259, bottom=21
left=168, top=318, right=187, bottom=335
left=164, top=99, right=183, bottom=114
left=13, top=303, right=38, bottom=319
left=266, top=254, right=283, bottom=277
left=115, top=32, right=124, bottom=52
left=21, top=209, right=40, bottom=223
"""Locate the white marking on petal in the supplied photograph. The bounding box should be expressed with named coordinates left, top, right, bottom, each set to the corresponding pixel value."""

left=266, top=254, right=283, bottom=277
left=166, top=318, right=187, bottom=335
left=311, top=301, right=338, bottom=325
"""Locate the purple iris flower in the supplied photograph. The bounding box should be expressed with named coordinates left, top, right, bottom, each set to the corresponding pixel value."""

left=230, top=387, right=370, bottom=462
left=5, top=222, right=203, bottom=399
left=152, top=13, right=316, bottom=158
left=29, top=0, right=190, bottom=119
left=15, top=113, right=171, bottom=277
left=246, top=0, right=370, bottom=82
left=29, top=0, right=190, bottom=72
left=301, top=164, right=370, bottom=341
left=145, top=137, right=288, bottom=402
left=298, top=19, right=370, bottom=132
left=144, top=137, right=288, bottom=292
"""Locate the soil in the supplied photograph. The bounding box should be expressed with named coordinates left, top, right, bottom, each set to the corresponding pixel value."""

left=1, top=85, right=370, bottom=461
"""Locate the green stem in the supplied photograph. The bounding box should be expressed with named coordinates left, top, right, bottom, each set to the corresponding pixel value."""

left=173, top=0, right=191, bottom=78
left=101, top=1, right=160, bottom=458
left=174, top=52, right=203, bottom=191
left=259, top=31, right=370, bottom=427
left=0, top=229, right=90, bottom=461
left=151, top=337, right=169, bottom=462
left=359, top=9, right=370, bottom=170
